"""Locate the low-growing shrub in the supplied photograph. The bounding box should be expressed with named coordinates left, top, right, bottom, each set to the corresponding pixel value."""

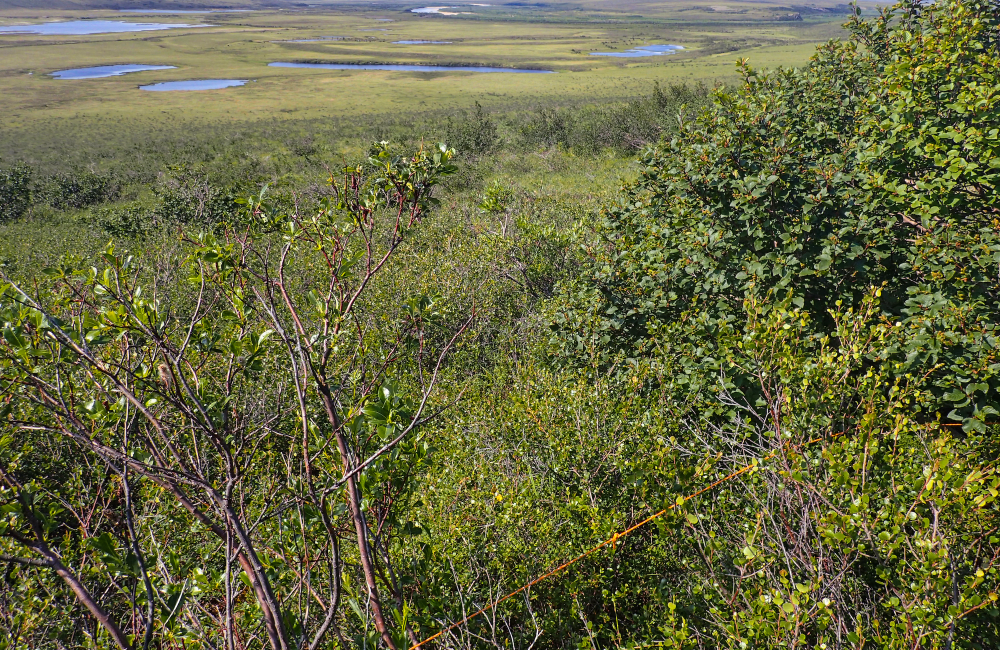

left=43, top=169, right=120, bottom=209
left=88, top=202, right=156, bottom=238
left=446, top=101, right=500, bottom=157
left=0, top=162, right=32, bottom=223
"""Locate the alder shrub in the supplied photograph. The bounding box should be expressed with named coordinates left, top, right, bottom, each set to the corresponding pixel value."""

left=550, top=0, right=1000, bottom=429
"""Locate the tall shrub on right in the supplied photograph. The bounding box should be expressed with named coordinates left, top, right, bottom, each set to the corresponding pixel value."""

left=542, top=0, right=1000, bottom=647
left=853, top=0, right=1000, bottom=429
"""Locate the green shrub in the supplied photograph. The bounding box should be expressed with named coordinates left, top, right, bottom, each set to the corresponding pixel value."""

left=0, top=162, right=32, bottom=223
left=154, top=173, right=244, bottom=227
left=549, top=0, right=1000, bottom=430
left=43, top=169, right=119, bottom=209
left=446, top=101, right=500, bottom=157
left=88, top=203, right=156, bottom=238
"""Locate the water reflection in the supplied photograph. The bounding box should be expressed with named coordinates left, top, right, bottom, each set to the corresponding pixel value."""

left=590, top=44, right=683, bottom=58
left=410, top=5, right=491, bottom=14
left=0, top=20, right=210, bottom=35
left=140, top=79, right=246, bottom=91
left=269, top=61, right=552, bottom=73
left=119, top=9, right=254, bottom=13
left=51, top=64, right=176, bottom=79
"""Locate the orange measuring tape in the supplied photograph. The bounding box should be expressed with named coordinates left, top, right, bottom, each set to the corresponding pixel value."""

left=409, top=431, right=844, bottom=649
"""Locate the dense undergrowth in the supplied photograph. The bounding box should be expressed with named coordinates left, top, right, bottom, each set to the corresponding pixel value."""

left=2, top=1, right=999, bottom=649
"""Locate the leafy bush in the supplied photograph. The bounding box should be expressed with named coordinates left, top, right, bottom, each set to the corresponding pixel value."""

left=42, top=169, right=119, bottom=209
left=0, top=162, right=32, bottom=223
left=88, top=202, right=156, bottom=238
left=154, top=169, right=247, bottom=228
left=1, top=144, right=463, bottom=650
left=550, top=0, right=1000, bottom=430
left=478, top=178, right=515, bottom=214
left=446, top=101, right=500, bottom=157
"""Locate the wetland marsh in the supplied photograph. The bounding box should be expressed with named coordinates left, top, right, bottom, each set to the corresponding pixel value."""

left=0, top=0, right=869, bottom=171
left=0, top=0, right=871, bottom=285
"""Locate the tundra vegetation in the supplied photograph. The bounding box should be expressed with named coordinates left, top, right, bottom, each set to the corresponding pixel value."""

left=2, top=0, right=1000, bottom=649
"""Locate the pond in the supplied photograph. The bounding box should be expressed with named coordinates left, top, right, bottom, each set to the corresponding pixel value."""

left=270, top=61, right=551, bottom=73
left=118, top=9, right=210, bottom=13
left=590, top=44, right=684, bottom=58
left=140, top=79, right=247, bottom=91
left=393, top=40, right=452, bottom=44
left=119, top=9, right=254, bottom=13
left=410, top=5, right=490, bottom=14
left=0, top=20, right=210, bottom=35
left=50, top=64, right=176, bottom=79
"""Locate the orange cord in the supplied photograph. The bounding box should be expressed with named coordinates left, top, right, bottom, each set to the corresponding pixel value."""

left=409, top=431, right=844, bottom=649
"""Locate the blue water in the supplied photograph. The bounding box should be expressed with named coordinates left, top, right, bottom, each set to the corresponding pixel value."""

left=590, top=44, right=684, bottom=58
left=411, top=4, right=491, bottom=13
left=0, top=20, right=209, bottom=35
left=393, top=40, right=452, bottom=44
left=50, top=64, right=176, bottom=79
left=118, top=9, right=210, bottom=13
left=140, top=79, right=246, bottom=91
left=119, top=9, right=254, bottom=13
left=269, top=61, right=552, bottom=73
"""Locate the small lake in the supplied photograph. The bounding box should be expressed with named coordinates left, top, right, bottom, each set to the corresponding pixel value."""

left=590, top=44, right=684, bottom=58
left=119, top=9, right=254, bottom=13
left=118, top=9, right=210, bottom=13
left=269, top=61, right=552, bottom=73
left=50, top=64, right=176, bottom=79
left=411, top=5, right=491, bottom=13
left=140, top=79, right=247, bottom=91
left=0, top=20, right=210, bottom=35
left=393, top=40, right=452, bottom=44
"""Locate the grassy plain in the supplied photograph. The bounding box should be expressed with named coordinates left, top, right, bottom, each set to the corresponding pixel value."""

left=0, top=0, right=877, bottom=170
